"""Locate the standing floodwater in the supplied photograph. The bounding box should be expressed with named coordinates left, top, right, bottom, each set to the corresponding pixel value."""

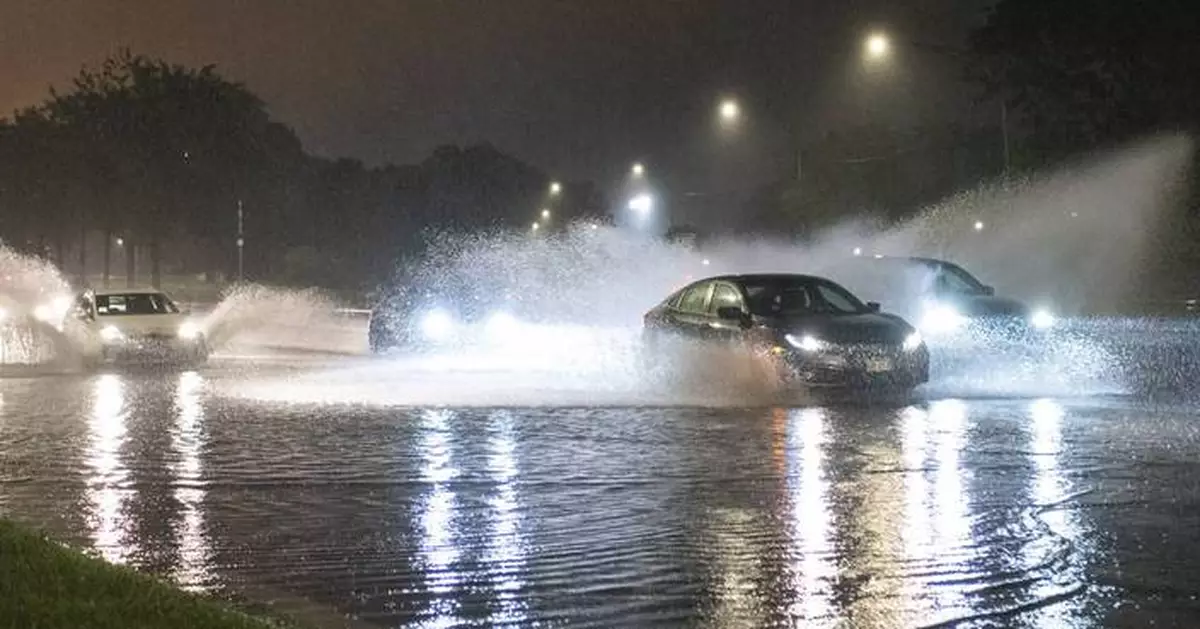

left=2, top=365, right=1200, bottom=627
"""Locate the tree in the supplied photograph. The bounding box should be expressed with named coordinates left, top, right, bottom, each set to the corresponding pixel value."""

left=970, top=0, right=1200, bottom=157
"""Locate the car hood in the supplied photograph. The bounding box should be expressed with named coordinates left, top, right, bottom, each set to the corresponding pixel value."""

left=97, top=313, right=190, bottom=335
left=764, top=312, right=912, bottom=345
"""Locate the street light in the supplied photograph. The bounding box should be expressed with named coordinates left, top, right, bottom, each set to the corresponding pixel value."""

left=865, top=33, right=890, bottom=60
left=549, top=181, right=562, bottom=196
left=541, top=208, right=551, bottom=220
left=115, top=237, right=124, bottom=247
left=718, top=98, right=740, bottom=124
left=631, top=162, right=645, bottom=177
left=532, top=221, right=540, bottom=232
left=974, top=220, right=985, bottom=231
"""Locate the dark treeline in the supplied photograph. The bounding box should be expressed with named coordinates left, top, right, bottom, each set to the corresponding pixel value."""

left=738, top=0, right=1199, bottom=241
left=0, top=50, right=604, bottom=293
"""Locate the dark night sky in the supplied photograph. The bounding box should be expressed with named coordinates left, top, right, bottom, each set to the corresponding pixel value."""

left=2, top=0, right=993, bottom=193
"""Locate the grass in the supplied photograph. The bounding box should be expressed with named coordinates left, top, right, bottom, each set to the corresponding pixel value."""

left=0, top=519, right=294, bottom=629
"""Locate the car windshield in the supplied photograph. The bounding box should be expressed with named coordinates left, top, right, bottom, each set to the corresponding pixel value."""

left=96, top=293, right=179, bottom=316
left=742, top=277, right=867, bottom=317
left=931, top=262, right=988, bottom=295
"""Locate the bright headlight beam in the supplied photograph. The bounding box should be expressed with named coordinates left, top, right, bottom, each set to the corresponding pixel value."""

left=903, top=332, right=923, bottom=351
left=100, top=326, right=123, bottom=342
left=420, top=308, right=455, bottom=341
left=785, top=334, right=825, bottom=352
left=178, top=322, right=201, bottom=340
left=1030, top=309, right=1056, bottom=329
left=484, top=311, right=519, bottom=339
left=919, top=304, right=966, bottom=334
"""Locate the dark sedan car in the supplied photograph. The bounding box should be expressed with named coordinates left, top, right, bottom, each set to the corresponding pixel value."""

left=642, top=273, right=929, bottom=392
left=826, top=256, right=1057, bottom=341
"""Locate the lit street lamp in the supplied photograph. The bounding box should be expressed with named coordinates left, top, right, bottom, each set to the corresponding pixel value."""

left=974, top=220, right=985, bottom=231
left=718, top=98, right=741, bottom=125
left=865, top=33, right=890, bottom=60
left=549, top=181, right=562, bottom=196
left=631, top=162, right=645, bottom=177
left=541, top=208, right=551, bottom=220
left=531, top=221, right=540, bottom=232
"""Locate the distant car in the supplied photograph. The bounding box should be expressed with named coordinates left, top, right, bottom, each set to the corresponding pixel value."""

left=642, top=273, right=929, bottom=393
left=829, top=256, right=1057, bottom=340
left=63, top=289, right=209, bottom=367
left=368, top=281, right=523, bottom=354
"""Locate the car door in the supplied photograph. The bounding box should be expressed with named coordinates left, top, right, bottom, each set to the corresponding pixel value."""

left=703, top=282, right=749, bottom=344
left=668, top=281, right=714, bottom=340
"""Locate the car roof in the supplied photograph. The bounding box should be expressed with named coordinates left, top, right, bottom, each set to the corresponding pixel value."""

left=694, top=273, right=834, bottom=284
left=853, top=255, right=950, bottom=267
left=89, top=288, right=173, bottom=297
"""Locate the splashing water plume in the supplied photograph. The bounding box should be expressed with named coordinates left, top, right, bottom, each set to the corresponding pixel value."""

left=0, top=246, right=79, bottom=367
left=223, top=134, right=1191, bottom=406
left=202, top=284, right=365, bottom=356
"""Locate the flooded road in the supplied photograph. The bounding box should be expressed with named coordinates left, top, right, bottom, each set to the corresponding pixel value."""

left=1, top=358, right=1199, bottom=627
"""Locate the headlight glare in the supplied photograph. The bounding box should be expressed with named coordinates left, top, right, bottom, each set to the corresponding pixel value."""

left=420, top=308, right=455, bottom=341
left=1030, top=308, right=1056, bottom=329
left=100, top=326, right=123, bottom=342
left=785, top=333, right=825, bottom=352
left=178, top=322, right=201, bottom=340
left=903, top=331, right=923, bottom=351
left=484, top=311, right=519, bottom=339
left=919, top=304, right=966, bottom=334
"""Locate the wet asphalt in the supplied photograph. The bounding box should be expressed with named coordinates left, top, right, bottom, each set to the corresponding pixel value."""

left=2, top=320, right=1200, bottom=628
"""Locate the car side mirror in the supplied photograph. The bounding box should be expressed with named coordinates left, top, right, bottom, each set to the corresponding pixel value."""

left=716, top=306, right=751, bottom=327
left=866, top=301, right=881, bottom=313
left=982, top=285, right=995, bottom=296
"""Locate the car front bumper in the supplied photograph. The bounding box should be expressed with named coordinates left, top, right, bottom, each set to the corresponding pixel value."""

left=101, top=335, right=205, bottom=362
left=776, top=344, right=930, bottom=390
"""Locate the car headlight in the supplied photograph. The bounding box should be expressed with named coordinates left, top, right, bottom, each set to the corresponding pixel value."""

left=1029, top=308, right=1056, bottom=330
left=178, top=322, right=202, bottom=340
left=919, top=304, right=966, bottom=334
left=33, top=304, right=53, bottom=323
left=785, top=333, right=826, bottom=352
left=419, top=308, right=456, bottom=341
left=903, top=331, right=923, bottom=351
left=100, top=326, right=124, bottom=342
left=484, top=311, right=519, bottom=340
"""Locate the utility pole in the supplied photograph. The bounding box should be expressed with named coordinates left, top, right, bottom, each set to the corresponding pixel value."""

left=1000, top=99, right=1012, bottom=175
left=236, top=200, right=244, bottom=283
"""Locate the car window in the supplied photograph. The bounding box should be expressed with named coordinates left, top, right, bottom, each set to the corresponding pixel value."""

left=934, top=263, right=987, bottom=295
left=677, top=283, right=712, bottom=314
left=97, top=293, right=179, bottom=316
left=709, top=284, right=743, bottom=314
left=812, top=281, right=866, bottom=314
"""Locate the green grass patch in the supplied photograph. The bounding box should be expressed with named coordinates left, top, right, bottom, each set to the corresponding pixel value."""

left=0, top=519, right=294, bottom=629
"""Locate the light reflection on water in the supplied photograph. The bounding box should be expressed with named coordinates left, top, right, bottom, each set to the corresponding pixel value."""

left=85, top=373, right=134, bottom=564
left=415, top=409, right=463, bottom=628
left=786, top=407, right=835, bottom=624
left=484, top=410, right=528, bottom=625
left=170, top=370, right=212, bottom=591
left=0, top=369, right=1125, bottom=627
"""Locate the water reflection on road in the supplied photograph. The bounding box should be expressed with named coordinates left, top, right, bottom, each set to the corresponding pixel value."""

left=0, top=366, right=1183, bottom=627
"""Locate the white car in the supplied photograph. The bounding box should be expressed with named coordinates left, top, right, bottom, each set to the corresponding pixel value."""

left=63, top=288, right=209, bottom=367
